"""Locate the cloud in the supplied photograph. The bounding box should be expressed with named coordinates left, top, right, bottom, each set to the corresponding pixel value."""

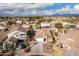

left=74, top=4, right=79, bottom=10
left=52, top=4, right=79, bottom=14
left=0, top=3, right=54, bottom=11
left=0, top=3, right=79, bottom=16
left=0, top=3, right=54, bottom=16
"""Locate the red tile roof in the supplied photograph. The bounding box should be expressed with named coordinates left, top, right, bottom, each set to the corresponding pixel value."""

left=9, top=24, right=27, bottom=32
left=59, top=30, right=79, bottom=53
left=8, top=36, right=16, bottom=43
left=9, top=24, right=21, bottom=32
left=35, top=29, right=52, bottom=38
left=17, top=26, right=27, bottom=32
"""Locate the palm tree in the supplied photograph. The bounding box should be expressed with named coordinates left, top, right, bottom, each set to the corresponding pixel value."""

left=49, top=30, right=57, bottom=43
left=27, top=25, right=36, bottom=39
left=25, top=35, right=30, bottom=48
left=24, top=25, right=36, bottom=52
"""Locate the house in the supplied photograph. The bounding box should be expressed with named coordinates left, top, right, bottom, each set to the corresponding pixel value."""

left=76, top=24, right=79, bottom=30
left=17, top=26, right=27, bottom=33
left=0, top=25, right=8, bottom=31
left=16, top=20, right=22, bottom=24
left=63, top=22, right=69, bottom=27
left=0, top=21, right=7, bottom=25
left=69, top=23, right=76, bottom=29
left=8, top=26, right=27, bottom=49
left=8, top=26, right=27, bottom=40
left=8, top=24, right=27, bottom=50
left=35, top=29, right=52, bottom=42
left=8, top=24, right=21, bottom=32
left=40, top=22, right=51, bottom=28
left=22, top=24, right=30, bottom=29
left=59, top=30, right=79, bottom=56
left=31, top=24, right=36, bottom=29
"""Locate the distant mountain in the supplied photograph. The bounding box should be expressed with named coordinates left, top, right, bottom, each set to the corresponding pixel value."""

left=52, top=14, right=79, bottom=16
left=0, top=13, right=79, bottom=16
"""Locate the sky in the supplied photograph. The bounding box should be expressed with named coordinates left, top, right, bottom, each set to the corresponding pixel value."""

left=0, top=3, right=79, bottom=16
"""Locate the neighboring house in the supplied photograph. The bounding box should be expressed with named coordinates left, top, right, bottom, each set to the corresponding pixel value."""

left=16, top=20, right=22, bottom=24
left=31, top=24, right=36, bottom=29
left=0, top=25, right=8, bottom=31
left=0, top=21, right=7, bottom=25
left=76, top=24, right=79, bottom=30
left=8, top=26, right=27, bottom=49
left=59, top=30, right=79, bottom=56
left=8, top=26, right=27, bottom=40
left=22, top=24, right=30, bottom=29
left=35, top=29, right=52, bottom=42
left=8, top=24, right=21, bottom=32
left=69, top=24, right=76, bottom=29
left=63, top=22, right=69, bottom=27
left=40, top=22, right=51, bottom=28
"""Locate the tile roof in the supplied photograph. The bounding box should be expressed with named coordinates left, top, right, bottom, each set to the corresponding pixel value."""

left=17, top=26, right=27, bottom=32
left=35, top=29, right=52, bottom=38
left=8, top=36, right=17, bottom=43
left=59, top=30, right=79, bottom=54
left=9, top=24, right=27, bottom=33
left=9, top=24, right=21, bottom=32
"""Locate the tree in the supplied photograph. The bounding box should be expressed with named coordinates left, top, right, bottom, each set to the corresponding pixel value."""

left=49, top=30, right=57, bottom=43
left=64, top=29, right=68, bottom=33
left=70, top=18, right=75, bottom=23
left=27, top=25, right=36, bottom=39
left=25, top=35, right=30, bottom=48
left=54, top=23, right=63, bottom=29
left=54, top=23, right=63, bottom=32
left=47, top=19, right=52, bottom=23
left=54, top=32, right=58, bottom=37
left=7, top=20, right=15, bottom=25
left=69, top=24, right=76, bottom=29
left=24, top=25, right=36, bottom=52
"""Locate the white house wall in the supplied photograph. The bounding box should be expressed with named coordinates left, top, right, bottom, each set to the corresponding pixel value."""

left=8, top=30, right=26, bottom=40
